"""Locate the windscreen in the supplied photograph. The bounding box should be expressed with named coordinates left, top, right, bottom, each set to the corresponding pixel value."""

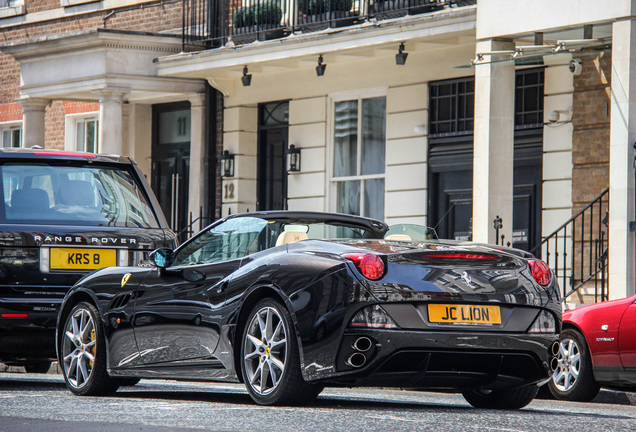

left=0, top=162, right=160, bottom=228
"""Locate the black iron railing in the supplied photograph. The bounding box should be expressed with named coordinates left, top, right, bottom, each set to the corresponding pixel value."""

left=176, top=208, right=215, bottom=242
left=182, top=0, right=474, bottom=51
left=530, top=188, right=609, bottom=303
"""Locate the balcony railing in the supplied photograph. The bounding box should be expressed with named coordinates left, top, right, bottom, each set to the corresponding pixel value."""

left=182, top=0, right=474, bottom=51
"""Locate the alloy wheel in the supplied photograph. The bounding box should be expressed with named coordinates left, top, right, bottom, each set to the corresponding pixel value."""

left=62, top=307, right=96, bottom=389
left=243, top=306, right=288, bottom=396
left=552, top=337, right=581, bottom=392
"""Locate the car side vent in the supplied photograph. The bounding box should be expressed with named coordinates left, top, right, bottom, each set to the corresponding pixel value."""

left=110, top=293, right=132, bottom=310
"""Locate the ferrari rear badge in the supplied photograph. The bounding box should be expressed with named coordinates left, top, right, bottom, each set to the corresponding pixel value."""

left=121, top=273, right=132, bottom=287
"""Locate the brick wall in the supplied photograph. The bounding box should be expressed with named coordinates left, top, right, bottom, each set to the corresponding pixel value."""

left=0, top=0, right=183, bottom=148
left=569, top=52, right=611, bottom=302
left=572, top=51, right=611, bottom=207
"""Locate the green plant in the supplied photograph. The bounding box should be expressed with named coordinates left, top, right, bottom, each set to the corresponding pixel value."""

left=254, top=1, right=283, bottom=25
left=298, top=0, right=352, bottom=15
left=233, top=6, right=255, bottom=28
left=233, top=1, right=282, bottom=28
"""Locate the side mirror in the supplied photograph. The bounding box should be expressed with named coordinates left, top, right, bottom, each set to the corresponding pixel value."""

left=150, top=248, right=174, bottom=269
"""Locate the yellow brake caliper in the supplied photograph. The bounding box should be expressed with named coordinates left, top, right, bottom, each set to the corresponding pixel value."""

left=89, top=328, right=95, bottom=367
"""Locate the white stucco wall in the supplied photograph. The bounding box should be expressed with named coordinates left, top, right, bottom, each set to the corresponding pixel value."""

left=476, top=0, right=633, bottom=40
left=221, top=42, right=475, bottom=223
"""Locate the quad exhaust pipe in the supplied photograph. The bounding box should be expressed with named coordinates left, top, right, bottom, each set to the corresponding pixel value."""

left=345, top=337, right=374, bottom=368
left=346, top=352, right=367, bottom=368
left=352, top=336, right=372, bottom=352
left=549, top=341, right=560, bottom=371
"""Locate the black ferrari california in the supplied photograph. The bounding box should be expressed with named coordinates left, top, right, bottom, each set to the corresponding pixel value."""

left=56, top=211, right=561, bottom=409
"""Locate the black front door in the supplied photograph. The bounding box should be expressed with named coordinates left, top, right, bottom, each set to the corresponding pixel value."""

left=257, top=101, right=289, bottom=210
left=151, top=102, right=190, bottom=240
left=428, top=155, right=473, bottom=241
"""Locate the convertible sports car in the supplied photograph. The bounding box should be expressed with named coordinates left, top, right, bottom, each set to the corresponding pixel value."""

left=549, top=294, right=636, bottom=401
left=56, top=211, right=561, bottom=409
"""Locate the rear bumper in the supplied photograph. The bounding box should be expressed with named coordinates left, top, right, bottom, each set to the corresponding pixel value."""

left=0, top=301, right=61, bottom=362
left=318, top=329, right=558, bottom=391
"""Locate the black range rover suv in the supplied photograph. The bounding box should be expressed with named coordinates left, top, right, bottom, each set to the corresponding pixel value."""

left=0, top=148, right=177, bottom=372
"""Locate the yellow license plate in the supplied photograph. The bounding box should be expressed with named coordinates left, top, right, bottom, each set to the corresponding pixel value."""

left=50, top=248, right=117, bottom=270
left=428, top=304, right=501, bottom=324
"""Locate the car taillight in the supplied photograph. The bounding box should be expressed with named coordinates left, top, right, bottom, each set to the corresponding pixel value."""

left=528, top=259, right=551, bottom=286
left=342, top=253, right=385, bottom=280
left=33, top=151, right=96, bottom=158
left=422, top=252, right=501, bottom=260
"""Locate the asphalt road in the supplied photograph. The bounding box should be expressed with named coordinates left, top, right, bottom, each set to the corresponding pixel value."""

left=0, top=373, right=635, bottom=432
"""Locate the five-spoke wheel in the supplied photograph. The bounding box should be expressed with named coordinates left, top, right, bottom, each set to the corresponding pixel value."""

left=548, top=329, right=600, bottom=401
left=241, top=298, right=323, bottom=405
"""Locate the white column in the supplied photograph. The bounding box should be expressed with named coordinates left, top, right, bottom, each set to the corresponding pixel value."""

left=609, top=19, right=636, bottom=299
left=96, top=89, right=127, bottom=155
left=121, top=102, right=131, bottom=157
left=472, top=39, right=516, bottom=245
left=188, top=93, right=206, bottom=223
left=20, top=98, right=49, bottom=148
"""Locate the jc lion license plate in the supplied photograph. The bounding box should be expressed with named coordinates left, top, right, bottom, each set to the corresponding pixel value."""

left=428, top=304, right=502, bottom=325
left=50, top=248, right=117, bottom=270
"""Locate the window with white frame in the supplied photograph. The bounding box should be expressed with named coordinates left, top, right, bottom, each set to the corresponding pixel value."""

left=66, top=114, right=99, bottom=153
left=0, top=0, right=23, bottom=7
left=331, top=94, right=386, bottom=220
left=0, top=122, right=22, bottom=148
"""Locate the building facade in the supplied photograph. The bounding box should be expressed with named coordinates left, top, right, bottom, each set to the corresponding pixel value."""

left=2, top=0, right=635, bottom=304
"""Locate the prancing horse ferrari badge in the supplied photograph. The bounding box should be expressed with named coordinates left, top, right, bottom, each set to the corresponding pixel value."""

left=121, top=273, right=132, bottom=287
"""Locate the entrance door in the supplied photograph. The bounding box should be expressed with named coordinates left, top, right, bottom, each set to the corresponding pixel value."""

left=151, top=102, right=191, bottom=240
left=428, top=149, right=542, bottom=251
left=428, top=158, right=473, bottom=241
left=257, top=101, right=289, bottom=210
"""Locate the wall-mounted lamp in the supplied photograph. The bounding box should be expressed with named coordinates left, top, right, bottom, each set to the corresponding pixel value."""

left=286, top=144, right=301, bottom=172
left=546, top=107, right=572, bottom=124
left=316, top=55, right=326, bottom=77
left=395, top=42, right=408, bottom=65
left=241, top=66, right=252, bottom=87
left=220, top=150, right=235, bottom=177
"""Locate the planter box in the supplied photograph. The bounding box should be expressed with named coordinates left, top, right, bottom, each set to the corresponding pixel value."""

left=298, top=11, right=358, bottom=32
left=232, top=24, right=285, bottom=44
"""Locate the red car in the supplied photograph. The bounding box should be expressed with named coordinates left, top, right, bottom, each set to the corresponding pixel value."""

left=549, top=294, right=636, bottom=401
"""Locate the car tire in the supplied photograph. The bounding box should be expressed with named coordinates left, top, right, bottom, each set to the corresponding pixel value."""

left=462, top=385, right=539, bottom=410
left=548, top=328, right=600, bottom=401
left=60, top=302, right=120, bottom=396
left=240, top=298, right=323, bottom=405
left=24, top=361, right=52, bottom=374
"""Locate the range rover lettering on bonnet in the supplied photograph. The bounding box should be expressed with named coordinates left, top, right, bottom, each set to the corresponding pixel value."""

left=92, top=237, right=137, bottom=245
left=32, top=235, right=136, bottom=245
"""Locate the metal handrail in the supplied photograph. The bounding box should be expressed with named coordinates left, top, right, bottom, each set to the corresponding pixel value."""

left=530, top=188, right=609, bottom=303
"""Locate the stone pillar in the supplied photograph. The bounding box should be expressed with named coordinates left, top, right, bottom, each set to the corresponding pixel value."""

left=96, top=89, right=127, bottom=155
left=189, top=93, right=206, bottom=223
left=20, top=98, right=49, bottom=148
left=609, top=19, right=636, bottom=299
left=472, top=39, right=516, bottom=245
left=222, top=105, right=258, bottom=216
